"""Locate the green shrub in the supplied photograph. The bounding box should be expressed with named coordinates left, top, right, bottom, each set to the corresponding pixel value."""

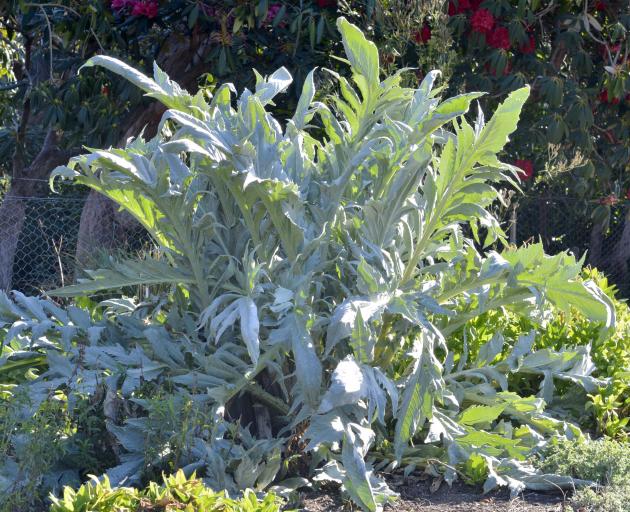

left=537, top=439, right=630, bottom=512
left=537, top=438, right=630, bottom=485
left=49, top=469, right=284, bottom=512
left=448, top=267, right=630, bottom=438
left=0, top=385, right=115, bottom=512
left=0, top=18, right=618, bottom=512
left=570, top=484, right=630, bottom=512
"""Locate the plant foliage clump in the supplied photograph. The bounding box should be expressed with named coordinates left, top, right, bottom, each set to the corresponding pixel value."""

left=49, top=469, right=283, bottom=512
left=0, top=17, right=617, bottom=512
left=536, top=438, right=630, bottom=512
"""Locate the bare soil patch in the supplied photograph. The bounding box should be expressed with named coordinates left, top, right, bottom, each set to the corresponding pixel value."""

left=296, top=478, right=568, bottom=511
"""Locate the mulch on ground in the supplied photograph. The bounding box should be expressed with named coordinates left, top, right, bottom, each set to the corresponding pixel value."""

left=296, top=477, right=569, bottom=511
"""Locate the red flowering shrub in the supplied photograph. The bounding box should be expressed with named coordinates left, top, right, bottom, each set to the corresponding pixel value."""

left=265, top=3, right=282, bottom=24
left=486, top=26, right=510, bottom=50
left=520, top=34, right=536, bottom=54
left=515, top=159, right=534, bottom=180
left=132, top=0, right=158, bottom=18
left=470, top=9, right=494, bottom=33
left=599, top=89, right=621, bottom=105
left=600, top=194, right=619, bottom=206
left=111, top=0, right=158, bottom=19
left=485, top=60, right=512, bottom=76
left=317, top=0, right=337, bottom=8
left=448, top=0, right=471, bottom=16
left=413, top=23, right=431, bottom=44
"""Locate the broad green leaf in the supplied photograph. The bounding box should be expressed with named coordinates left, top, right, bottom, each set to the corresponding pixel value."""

left=474, top=86, right=530, bottom=158
left=48, top=258, right=195, bottom=297
left=458, top=405, right=506, bottom=426
left=336, top=17, right=379, bottom=90
left=318, top=356, right=365, bottom=413
left=394, top=334, right=443, bottom=461
left=341, top=425, right=377, bottom=512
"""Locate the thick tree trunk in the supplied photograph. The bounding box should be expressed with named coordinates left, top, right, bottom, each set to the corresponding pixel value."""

left=0, top=131, right=75, bottom=290
left=0, top=196, right=27, bottom=291
left=607, top=210, right=630, bottom=294
left=75, top=33, right=212, bottom=268
left=588, top=220, right=604, bottom=269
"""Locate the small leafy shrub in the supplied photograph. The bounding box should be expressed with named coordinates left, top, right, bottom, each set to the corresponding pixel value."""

left=49, top=469, right=284, bottom=512
left=0, top=17, right=619, bottom=512
left=0, top=384, right=115, bottom=512
left=0, top=390, right=71, bottom=512
left=571, top=487, right=630, bottom=512
left=449, top=267, right=630, bottom=438
left=537, top=438, right=630, bottom=512
left=537, top=438, right=630, bottom=485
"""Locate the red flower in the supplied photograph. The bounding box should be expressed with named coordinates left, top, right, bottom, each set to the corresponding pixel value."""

left=101, top=85, right=109, bottom=96
left=421, top=23, right=432, bottom=43
left=144, top=1, right=158, bottom=18
left=470, top=0, right=483, bottom=9
left=601, top=43, right=621, bottom=59
left=413, top=23, right=432, bottom=44
left=625, top=189, right=630, bottom=200
left=487, top=26, right=510, bottom=50
left=264, top=3, right=282, bottom=24
left=599, top=89, right=620, bottom=105
left=317, top=0, right=336, bottom=7
left=520, top=34, right=535, bottom=54
left=448, top=0, right=471, bottom=16
left=471, top=9, right=494, bottom=34
left=484, top=60, right=511, bottom=76
left=515, top=159, right=534, bottom=180
left=111, top=0, right=129, bottom=10
left=130, top=0, right=158, bottom=18
left=595, top=1, right=607, bottom=10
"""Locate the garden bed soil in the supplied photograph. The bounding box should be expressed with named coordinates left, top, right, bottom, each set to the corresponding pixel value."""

left=297, top=478, right=567, bottom=511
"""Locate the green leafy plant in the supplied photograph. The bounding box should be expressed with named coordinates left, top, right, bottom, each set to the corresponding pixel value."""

left=536, top=438, right=630, bottom=512
left=0, top=17, right=618, bottom=511
left=49, top=469, right=284, bottom=512
left=447, top=267, right=630, bottom=438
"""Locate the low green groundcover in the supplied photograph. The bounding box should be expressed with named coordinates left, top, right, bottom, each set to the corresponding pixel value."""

left=49, top=470, right=284, bottom=512
left=536, top=438, right=630, bottom=512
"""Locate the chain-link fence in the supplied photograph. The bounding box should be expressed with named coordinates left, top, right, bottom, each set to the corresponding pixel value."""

left=508, top=195, right=630, bottom=295
left=2, top=193, right=630, bottom=297
left=0, top=196, right=84, bottom=295
left=0, top=195, right=149, bottom=295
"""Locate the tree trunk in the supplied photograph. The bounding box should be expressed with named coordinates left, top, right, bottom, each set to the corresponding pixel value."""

left=0, top=131, right=75, bottom=290
left=588, top=220, right=604, bottom=269
left=607, top=210, right=630, bottom=295
left=0, top=196, right=27, bottom=291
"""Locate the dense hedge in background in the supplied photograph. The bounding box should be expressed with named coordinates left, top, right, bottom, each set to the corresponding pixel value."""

left=0, top=0, right=342, bottom=167
left=347, top=0, right=629, bottom=226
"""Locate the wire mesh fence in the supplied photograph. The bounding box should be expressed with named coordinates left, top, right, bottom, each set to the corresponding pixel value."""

left=508, top=195, right=629, bottom=295
left=0, top=195, right=149, bottom=296
left=1, top=193, right=629, bottom=297
left=1, top=196, right=84, bottom=295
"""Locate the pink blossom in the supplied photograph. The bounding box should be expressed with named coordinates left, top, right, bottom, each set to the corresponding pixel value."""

left=265, top=3, right=282, bottom=24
